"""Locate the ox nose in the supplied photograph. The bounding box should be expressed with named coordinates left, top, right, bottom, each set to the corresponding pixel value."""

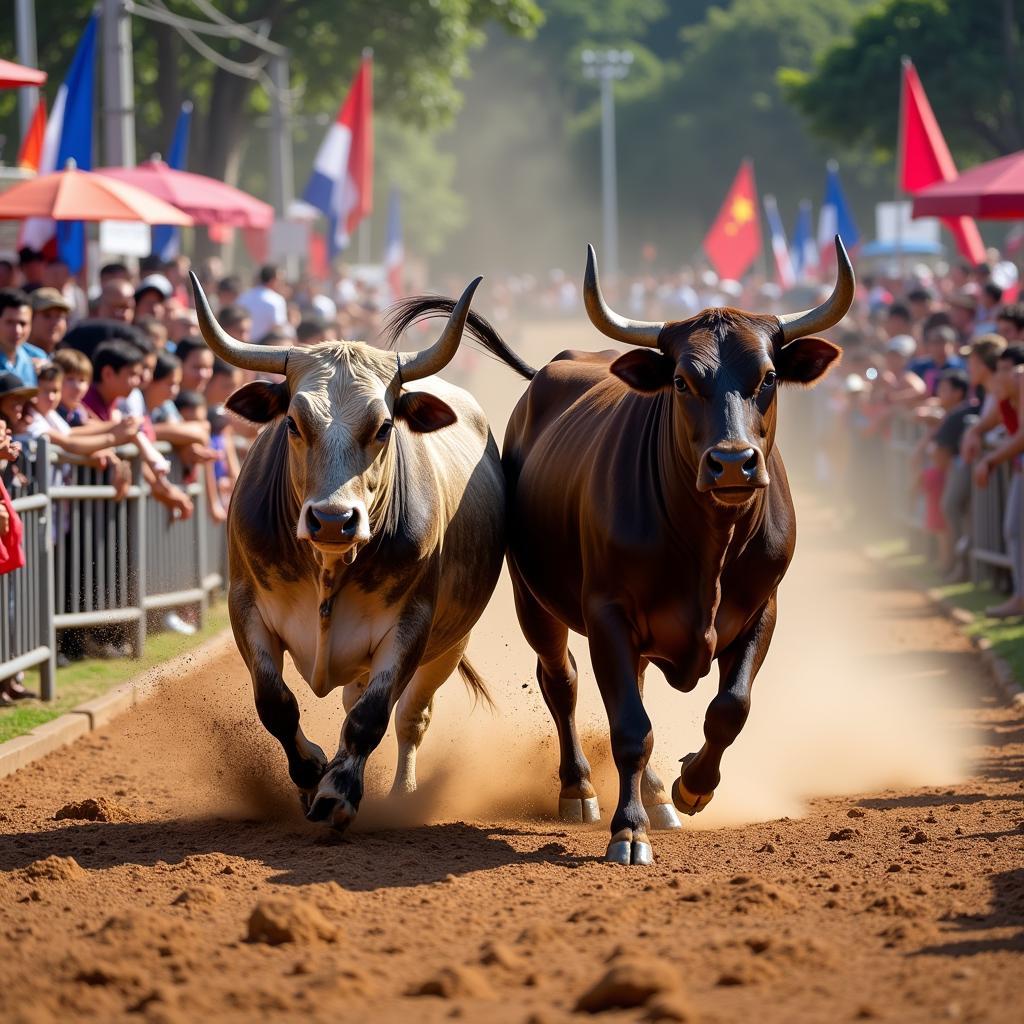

left=699, top=447, right=766, bottom=491
left=306, top=505, right=362, bottom=544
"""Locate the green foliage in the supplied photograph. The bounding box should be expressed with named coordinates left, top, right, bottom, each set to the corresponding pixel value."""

left=444, top=0, right=876, bottom=274
left=785, top=0, right=1024, bottom=164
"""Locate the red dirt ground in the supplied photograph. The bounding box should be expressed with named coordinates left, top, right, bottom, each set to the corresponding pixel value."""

left=1, top=514, right=1022, bottom=1024
left=2, top=324, right=1022, bottom=1023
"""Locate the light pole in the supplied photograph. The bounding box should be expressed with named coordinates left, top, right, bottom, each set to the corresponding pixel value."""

left=581, top=48, right=633, bottom=280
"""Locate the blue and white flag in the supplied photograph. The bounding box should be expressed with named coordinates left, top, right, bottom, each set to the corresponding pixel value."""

left=817, top=160, right=860, bottom=266
left=791, top=199, right=818, bottom=282
left=762, top=194, right=795, bottom=290
left=22, top=13, right=98, bottom=271
left=152, top=101, right=193, bottom=261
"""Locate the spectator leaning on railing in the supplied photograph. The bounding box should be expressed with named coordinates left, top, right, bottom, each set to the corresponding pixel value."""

left=967, top=343, right=1024, bottom=617
left=0, top=418, right=31, bottom=705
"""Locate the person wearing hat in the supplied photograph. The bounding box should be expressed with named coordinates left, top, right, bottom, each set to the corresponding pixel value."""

left=134, top=274, right=173, bottom=322
left=0, top=371, right=38, bottom=438
left=27, top=287, right=71, bottom=356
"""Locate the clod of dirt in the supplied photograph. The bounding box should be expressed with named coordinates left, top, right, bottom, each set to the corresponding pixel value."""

left=54, top=797, right=131, bottom=823
left=827, top=828, right=860, bottom=841
left=172, top=885, right=224, bottom=907
left=643, top=995, right=698, bottom=1022
left=730, top=878, right=798, bottom=914
left=574, top=957, right=683, bottom=1013
left=847, top=808, right=866, bottom=818
left=909, top=831, right=929, bottom=844
left=23, top=855, right=85, bottom=882
left=246, top=897, right=339, bottom=945
left=410, top=965, right=496, bottom=999
left=480, top=940, right=526, bottom=971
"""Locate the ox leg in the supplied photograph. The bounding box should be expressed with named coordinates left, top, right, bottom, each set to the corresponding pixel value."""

left=509, top=563, right=598, bottom=824
left=390, top=640, right=467, bottom=796
left=233, top=595, right=327, bottom=811
left=307, top=608, right=430, bottom=832
left=637, top=662, right=682, bottom=831
left=673, top=597, right=777, bottom=816
left=586, top=603, right=653, bottom=866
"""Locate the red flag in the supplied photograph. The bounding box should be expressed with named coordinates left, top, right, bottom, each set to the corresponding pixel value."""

left=900, top=59, right=985, bottom=264
left=703, top=160, right=762, bottom=281
left=16, top=98, right=46, bottom=172
left=302, top=53, right=373, bottom=254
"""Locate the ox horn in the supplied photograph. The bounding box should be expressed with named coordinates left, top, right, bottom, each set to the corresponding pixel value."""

left=778, top=235, right=855, bottom=343
left=189, top=271, right=289, bottom=375
left=583, top=243, right=663, bottom=348
left=397, top=276, right=482, bottom=382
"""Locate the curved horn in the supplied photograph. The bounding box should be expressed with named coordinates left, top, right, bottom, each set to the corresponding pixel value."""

left=398, top=276, right=482, bottom=382
left=584, top=243, right=663, bottom=348
left=189, top=271, right=289, bottom=375
left=778, top=235, right=855, bottom=343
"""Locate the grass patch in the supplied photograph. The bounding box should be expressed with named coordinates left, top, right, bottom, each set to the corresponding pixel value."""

left=0, top=601, right=231, bottom=744
left=874, top=538, right=1024, bottom=688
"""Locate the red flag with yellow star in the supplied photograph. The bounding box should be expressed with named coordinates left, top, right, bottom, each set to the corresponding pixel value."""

left=703, top=159, right=761, bottom=281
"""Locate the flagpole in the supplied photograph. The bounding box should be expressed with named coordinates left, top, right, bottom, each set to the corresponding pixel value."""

left=895, top=56, right=910, bottom=281
left=358, top=46, right=373, bottom=265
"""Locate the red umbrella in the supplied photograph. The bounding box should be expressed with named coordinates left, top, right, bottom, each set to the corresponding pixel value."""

left=0, top=165, right=192, bottom=224
left=911, top=150, right=1024, bottom=220
left=0, top=58, right=46, bottom=89
left=96, top=159, right=274, bottom=229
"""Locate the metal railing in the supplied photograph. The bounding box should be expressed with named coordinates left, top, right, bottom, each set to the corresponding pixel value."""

left=884, top=411, right=1017, bottom=589
left=1, top=438, right=225, bottom=698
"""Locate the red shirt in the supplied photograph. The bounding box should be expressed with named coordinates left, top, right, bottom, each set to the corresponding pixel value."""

left=83, top=385, right=115, bottom=422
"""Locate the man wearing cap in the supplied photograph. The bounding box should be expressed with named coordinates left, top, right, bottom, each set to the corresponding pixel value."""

left=0, top=288, right=39, bottom=386
left=27, top=288, right=71, bottom=356
left=134, top=273, right=173, bottom=323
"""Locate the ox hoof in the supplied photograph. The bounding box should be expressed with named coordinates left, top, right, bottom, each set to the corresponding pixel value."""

left=646, top=802, right=683, bottom=830
left=605, top=830, right=654, bottom=866
left=671, top=774, right=714, bottom=817
left=559, top=795, right=601, bottom=824
left=306, top=792, right=357, bottom=833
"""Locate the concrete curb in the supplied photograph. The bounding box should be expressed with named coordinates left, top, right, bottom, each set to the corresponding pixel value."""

left=0, top=629, right=234, bottom=780
left=864, top=546, right=1024, bottom=709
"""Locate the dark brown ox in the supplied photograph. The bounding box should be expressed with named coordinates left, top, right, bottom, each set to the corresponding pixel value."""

left=190, top=273, right=516, bottom=831
left=502, top=238, right=854, bottom=865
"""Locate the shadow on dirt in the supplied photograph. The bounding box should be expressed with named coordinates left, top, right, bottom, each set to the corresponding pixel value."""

left=0, top=818, right=590, bottom=890
left=918, top=868, right=1024, bottom=957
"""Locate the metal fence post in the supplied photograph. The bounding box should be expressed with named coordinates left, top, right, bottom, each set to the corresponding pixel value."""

left=127, top=450, right=147, bottom=657
left=196, top=468, right=208, bottom=630
left=35, top=437, right=56, bottom=700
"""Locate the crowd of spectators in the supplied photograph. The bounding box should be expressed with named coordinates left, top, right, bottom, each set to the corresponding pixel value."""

left=0, top=246, right=376, bottom=704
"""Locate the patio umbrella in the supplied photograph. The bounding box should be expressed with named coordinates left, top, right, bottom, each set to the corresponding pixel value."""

left=0, top=58, right=46, bottom=88
left=911, top=150, right=1024, bottom=220
left=0, top=164, right=192, bottom=224
left=96, top=159, right=274, bottom=229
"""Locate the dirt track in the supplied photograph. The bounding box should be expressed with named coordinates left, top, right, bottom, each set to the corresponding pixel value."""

left=2, top=324, right=1024, bottom=1022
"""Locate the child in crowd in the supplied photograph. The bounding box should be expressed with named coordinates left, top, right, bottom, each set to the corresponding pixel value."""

left=175, top=389, right=227, bottom=523
left=204, top=358, right=242, bottom=500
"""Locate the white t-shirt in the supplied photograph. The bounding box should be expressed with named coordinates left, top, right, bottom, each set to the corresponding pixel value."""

left=237, top=285, right=288, bottom=343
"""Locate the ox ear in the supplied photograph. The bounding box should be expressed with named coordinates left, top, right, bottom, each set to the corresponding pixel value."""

left=776, top=337, right=841, bottom=386
left=609, top=349, right=675, bottom=393
left=395, top=390, right=458, bottom=433
left=225, top=380, right=291, bottom=423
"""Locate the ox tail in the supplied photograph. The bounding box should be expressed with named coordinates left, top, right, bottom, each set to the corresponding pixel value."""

left=457, top=655, right=495, bottom=711
left=383, top=294, right=536, bottom=381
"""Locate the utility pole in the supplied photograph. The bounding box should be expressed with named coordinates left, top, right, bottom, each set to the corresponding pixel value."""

left=268, top=53, right=295, bottom=215
left=581, top=48, right=633, bottom=279
left=102, top=0, right=136, bottom=167
left=14, top=0, right=40, bottom=139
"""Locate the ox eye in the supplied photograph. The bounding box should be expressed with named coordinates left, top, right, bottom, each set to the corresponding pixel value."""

left=673, top=377, right=689, bottom=394
left=286, top=416, right=300, bottom=437
left=761, top=371, right=778, bottom=391
left=375, top=421, right=393, bottom=443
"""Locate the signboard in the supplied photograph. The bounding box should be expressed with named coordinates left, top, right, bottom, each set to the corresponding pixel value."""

left=875, top=201, right=940, bottom=246
left=99, top=219, right=151, bottom=257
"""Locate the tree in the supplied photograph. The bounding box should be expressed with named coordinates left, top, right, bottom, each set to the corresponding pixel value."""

left=783, top=0, right=1024, bottom=165
left=0, top=0, right=541, bottom=258
left=444, top=0, right=876, bottom=274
